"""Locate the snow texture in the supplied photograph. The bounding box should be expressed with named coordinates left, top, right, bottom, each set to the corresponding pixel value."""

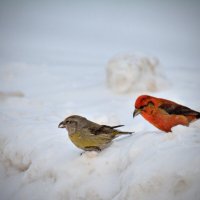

left=0, top=1, right=200, bottom=200
left=0, top=61, right=200, bottom=200
left=106, top=53, right=168, bottom=93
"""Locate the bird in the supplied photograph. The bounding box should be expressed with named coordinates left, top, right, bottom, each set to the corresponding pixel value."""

left=133, top=95, right=200, bottom=132
left=58, top=115, right=133, bottom=153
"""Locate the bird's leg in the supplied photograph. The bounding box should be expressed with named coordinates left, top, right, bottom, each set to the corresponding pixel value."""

left=80, top=151, right=85, bottom=156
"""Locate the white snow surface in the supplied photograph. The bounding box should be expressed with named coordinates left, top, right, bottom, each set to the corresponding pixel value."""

left=106, top=53, right=167, bottom=93
left=0, top=1, right=200, bottom=200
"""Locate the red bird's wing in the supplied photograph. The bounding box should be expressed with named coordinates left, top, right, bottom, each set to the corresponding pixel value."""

left=159, top=103, right=200, bottom=117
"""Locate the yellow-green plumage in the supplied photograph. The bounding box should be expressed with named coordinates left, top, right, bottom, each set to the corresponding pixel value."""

left=69, top=131, right=112, bottom=150
left=58, top=115, right=132, bottom=152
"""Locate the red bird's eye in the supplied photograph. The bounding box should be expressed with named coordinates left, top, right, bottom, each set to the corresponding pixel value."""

left=135, top=95, right=152, bottom=108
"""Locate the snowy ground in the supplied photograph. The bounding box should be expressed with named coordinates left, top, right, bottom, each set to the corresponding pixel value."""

left=0, top=1, right=200, bottom=200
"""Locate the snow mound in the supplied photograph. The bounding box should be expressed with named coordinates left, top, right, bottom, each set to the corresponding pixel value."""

left=1, top=123, right=200, bottom=200
left=0, top=61, right=200, bottom=200
left=106, top=53, right=168, bottom=93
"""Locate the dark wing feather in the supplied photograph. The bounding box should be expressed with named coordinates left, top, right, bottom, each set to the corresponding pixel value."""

left=104, top=125, right=124, bottom=129
left=88, top=125, right=124, bottom=135
left=159, top=103, right=200, bottom=117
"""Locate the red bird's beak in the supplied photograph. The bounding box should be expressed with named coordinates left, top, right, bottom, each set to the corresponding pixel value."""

left=133, top=109, right=141, bottom=118
left=58, top=121, right=65, bottom=128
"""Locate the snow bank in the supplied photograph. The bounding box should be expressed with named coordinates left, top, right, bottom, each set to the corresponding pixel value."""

left=0, top=116, right=200, bottom=200
left=0, top=62, right=200, bottom=200
left=1, top=0, right=200, bottom=198
left=106, top=54, right=168, bottom=94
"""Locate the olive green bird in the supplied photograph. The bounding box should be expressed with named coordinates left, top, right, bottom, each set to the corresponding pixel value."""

left=58, top=115, right=133, bottom=153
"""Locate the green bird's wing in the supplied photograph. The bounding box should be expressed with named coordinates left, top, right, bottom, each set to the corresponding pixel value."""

left=87, top=124, right=124, bottom=135
left=88, top=124, right=133, bottom=136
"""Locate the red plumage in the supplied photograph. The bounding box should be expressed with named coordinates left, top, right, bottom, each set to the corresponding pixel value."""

left=133, top=95, right=200, bottom=132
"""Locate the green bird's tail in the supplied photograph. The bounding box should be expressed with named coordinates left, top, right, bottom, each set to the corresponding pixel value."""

left=112, top=125, right=133, bottom=136
left=116, top=130, right=133, bottom=135
left=101, top=124, right=133, bottom=137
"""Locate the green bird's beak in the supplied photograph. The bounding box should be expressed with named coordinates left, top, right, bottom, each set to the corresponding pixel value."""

left=58, top=121, right=65, bottom=128
left=133, top=109, right=141, bottom=118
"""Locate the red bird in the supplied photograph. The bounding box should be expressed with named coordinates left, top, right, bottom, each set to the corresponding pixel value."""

left=133, top=95, right=200, bottom=132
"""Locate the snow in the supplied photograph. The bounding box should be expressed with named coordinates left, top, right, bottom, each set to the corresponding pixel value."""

left=0, top=1, right=200, bottom=200
left=106, top=53, right=167, bottom=93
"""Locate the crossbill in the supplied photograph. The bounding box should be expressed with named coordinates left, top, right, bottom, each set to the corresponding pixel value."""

left=133, top=95, right=200, bottom=132
left=58, top=115, right=132, bottom=152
